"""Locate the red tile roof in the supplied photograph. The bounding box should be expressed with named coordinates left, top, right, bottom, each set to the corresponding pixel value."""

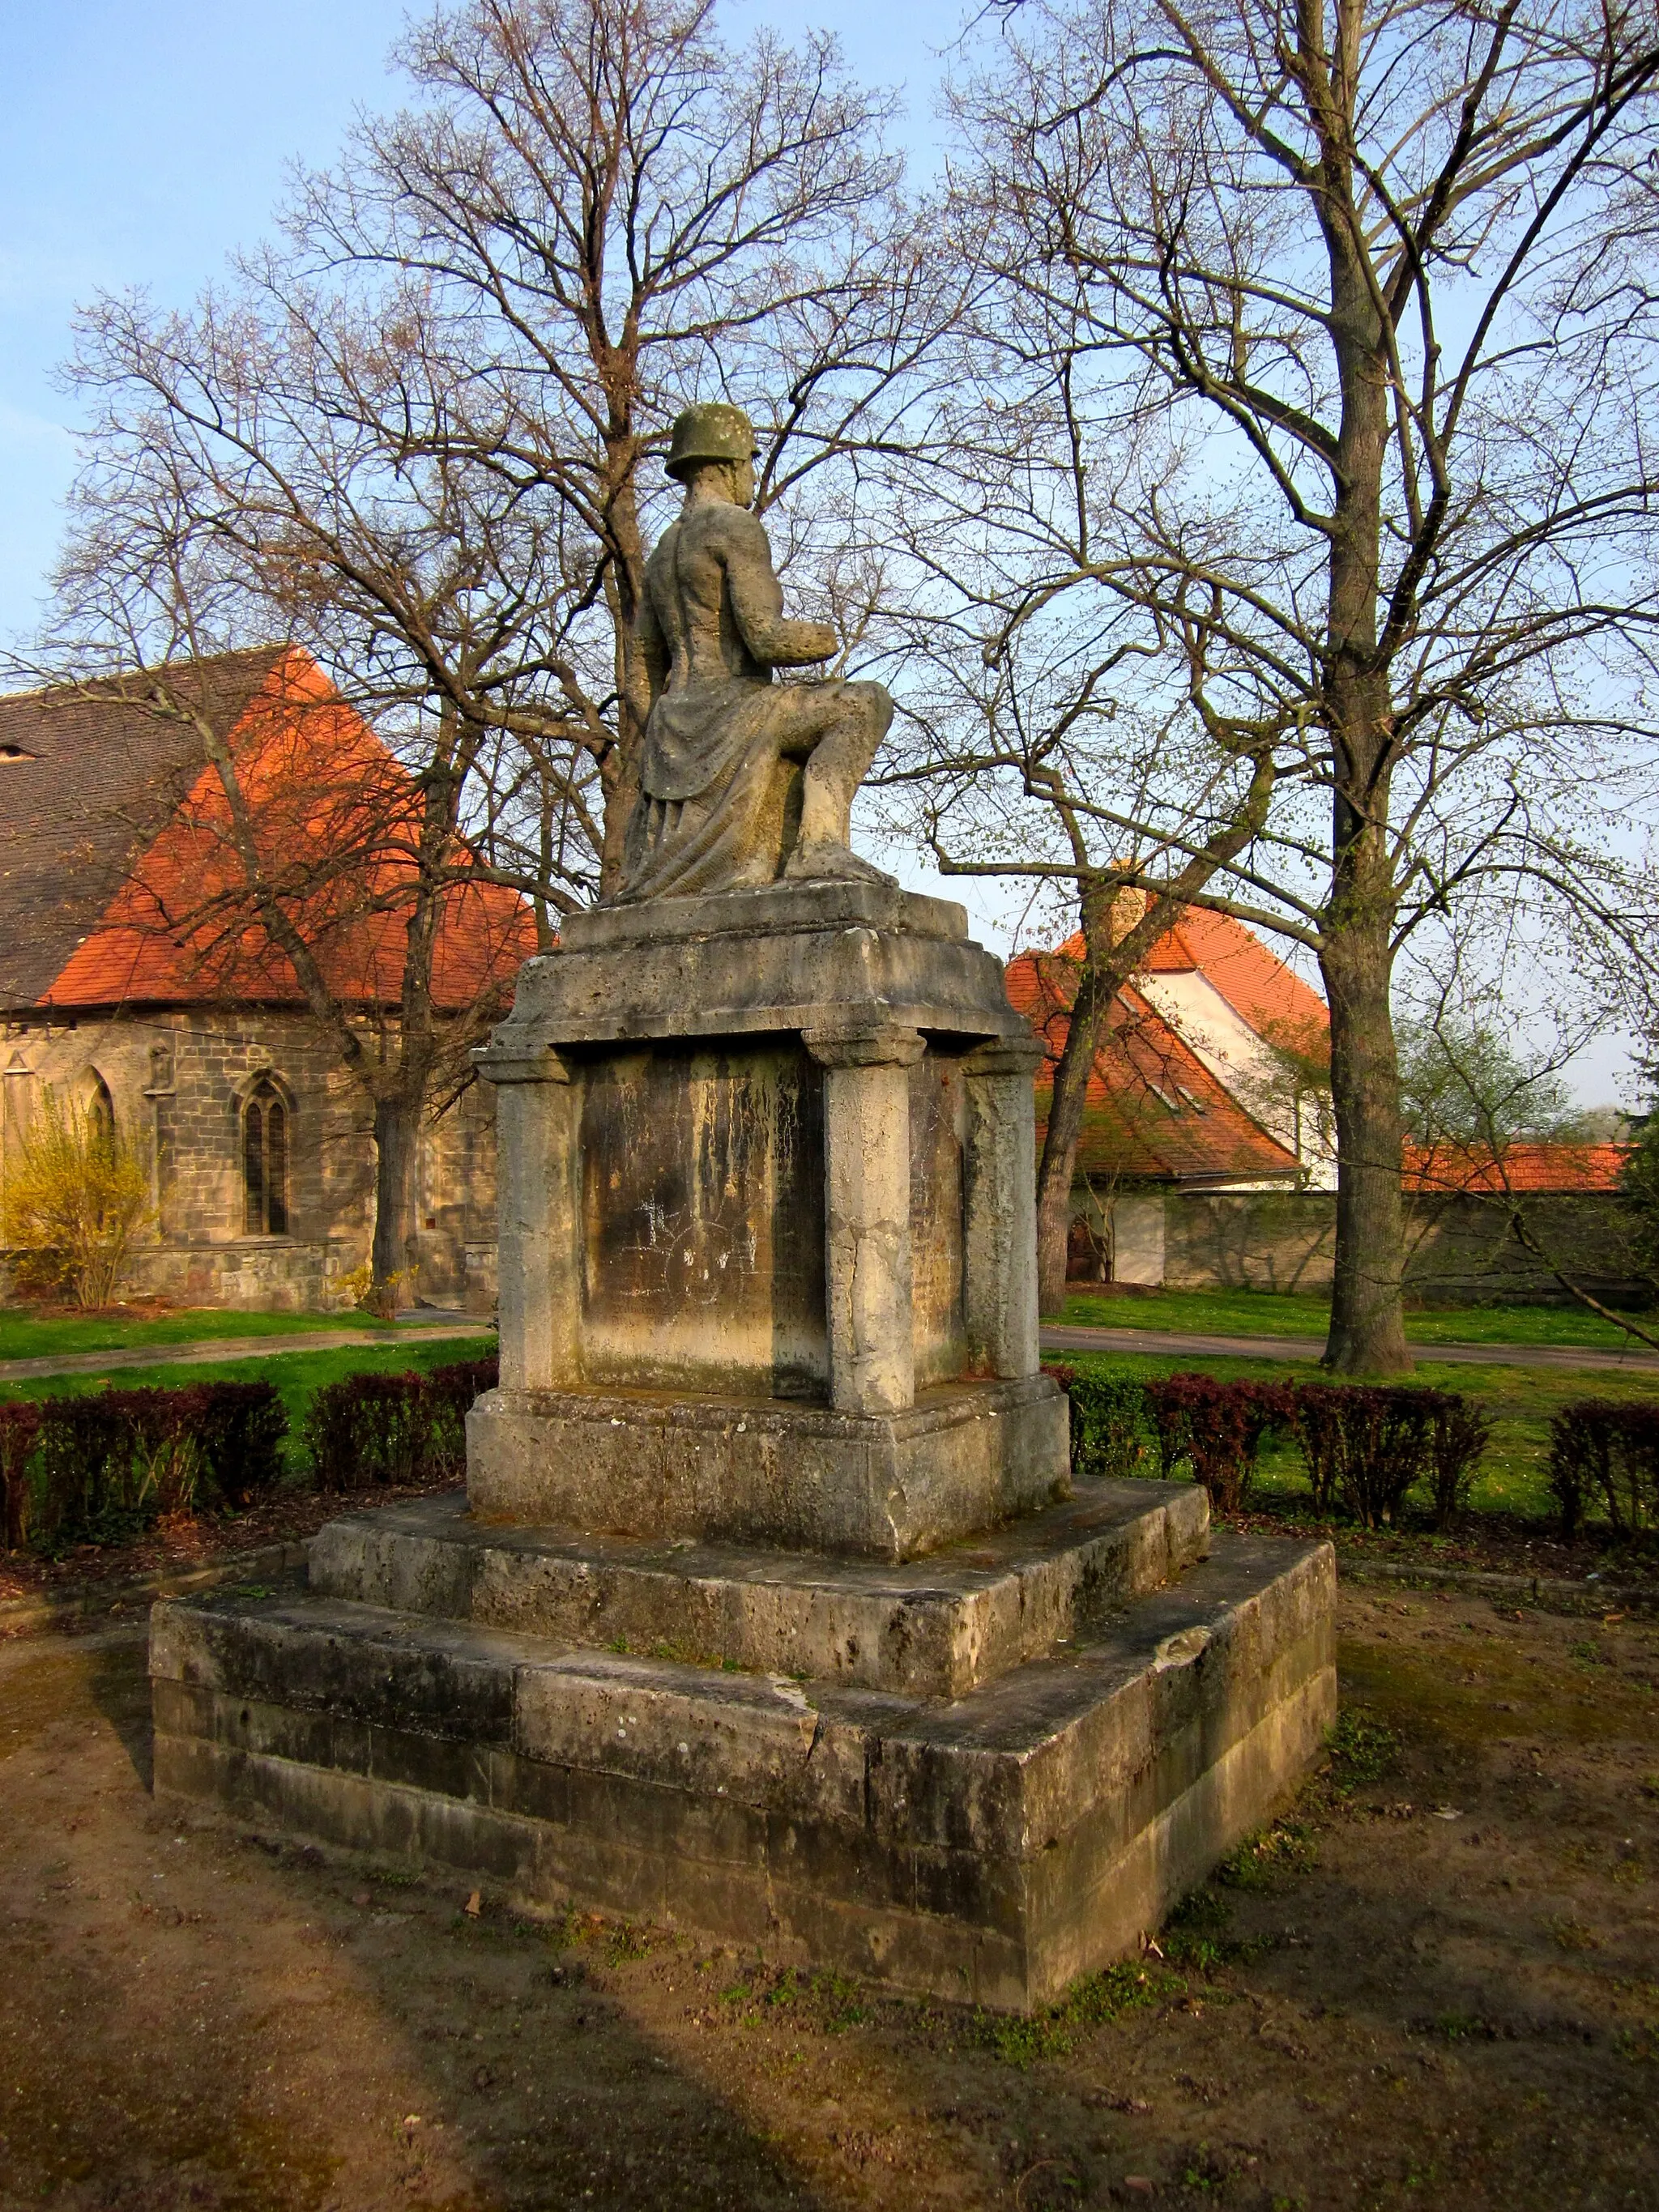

left=1005, top=936, right=1303, bottom=1185
left=1142, top=906, right=1328, bottom=1051
left=0, top=650, right=281, bottom=1010
left=28, top=650, right=535, bottom=1012
left=1403, top=1140, right=1631, bottom=1195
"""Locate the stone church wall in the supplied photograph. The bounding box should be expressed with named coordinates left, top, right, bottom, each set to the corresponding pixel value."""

left=0, top=1007, right=497, bottom=1313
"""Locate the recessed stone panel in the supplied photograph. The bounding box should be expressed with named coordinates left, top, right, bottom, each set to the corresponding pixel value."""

left=578, top=1040, right=827, bottom=1398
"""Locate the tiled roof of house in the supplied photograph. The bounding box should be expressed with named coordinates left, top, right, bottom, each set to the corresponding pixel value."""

left=1005, top=939, right=1303, bottom=1185
left=0, top=650, right=282, bottom=1011
left=1142, top=906, right=1328, bottom=1048
left=3, top=650, right=535, bottom=1014
left=1403, top=1140, right=1631, bottom=1195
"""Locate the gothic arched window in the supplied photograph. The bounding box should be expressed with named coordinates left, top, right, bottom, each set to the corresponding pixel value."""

left=243, top=1078, right=289, bottom=1236
left=86, top=1076, right=116, bottom=1154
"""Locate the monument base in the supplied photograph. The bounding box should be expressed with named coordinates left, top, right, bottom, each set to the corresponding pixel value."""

left=304, top=1480, right=1209, bottom=1698
left=149, top=1483, right=1335, bottom=2011
left=466, top=1375, right=1070, bottom=1560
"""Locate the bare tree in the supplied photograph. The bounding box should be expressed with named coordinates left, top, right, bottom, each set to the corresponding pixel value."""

left=875, top=354, right=1283, bottom=1312
left=880, top=641, right=1277, bottom=1311
left=13, top=0, right=953, bottom=1304
left=26, top=298, right=566, bottom=1306
left=287, top=0, right=955, bottom=886
left=935, top=0, right=1659, bottom=1370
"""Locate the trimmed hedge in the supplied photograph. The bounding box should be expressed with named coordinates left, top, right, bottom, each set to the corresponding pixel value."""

left=304, top=1355, right=499, bottom=1491
left=1548, top=1400, right=1659, bottom=1538
left=1144, top=1373, right=1295, bottom=1515
left=0, top=1380, right=287, bottom=1555
left=1051, top=1366, right=1493, bottom=1529
left=1043, top=1364, right=1151, bottom=1480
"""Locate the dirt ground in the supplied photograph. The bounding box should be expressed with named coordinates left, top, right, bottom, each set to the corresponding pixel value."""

left=2, top=1585, right=1656, bottom=2211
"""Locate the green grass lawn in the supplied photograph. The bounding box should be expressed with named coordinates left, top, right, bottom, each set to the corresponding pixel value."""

left=1053, top=1343, right=1659, bottom=1525
left=0, top=1306, right=395, bottom=1363
left=0, top=1337, right=490, bottom=1476
left=1056, top=1283, right=1659, bottom=1350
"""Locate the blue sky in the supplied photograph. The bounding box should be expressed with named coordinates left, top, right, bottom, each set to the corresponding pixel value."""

left=0, top=1, right=957, bottom=647
left=0, top=5, right=1635, bottom=1097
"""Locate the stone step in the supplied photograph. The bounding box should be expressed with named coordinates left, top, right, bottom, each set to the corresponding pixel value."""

left=307, top=1477, right=1211, bottom=1700
left=150, top=1527, right=1335, bottom=2010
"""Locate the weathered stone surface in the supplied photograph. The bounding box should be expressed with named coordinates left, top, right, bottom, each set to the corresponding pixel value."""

left=151, top=1530, right=1336, bottom=2010
left=306, top=1477, right=1211, bottom=1698
left=961, top=1037, right=1045, bottom=1379
left=578, top=1039, right=828, bottom=1398
left=473, top=871, right=1060, bottom=1533
left=476, top=886, right=1052, bottom=1464
left=568, top=879, right=966, bottom=953
left=147, top=411, right=1338, bottom=2017
left=465, top=1375, right=1070, bottom=1560
left=486, top=880, right=1028, bottom=1051
left=1, top=1004, right=499, bottom=1314
left=805, top=1025, right=924, bottom=1416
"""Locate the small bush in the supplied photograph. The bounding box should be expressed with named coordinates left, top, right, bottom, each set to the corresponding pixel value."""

left=28, top=1395, right=142, bottom=1549
left=1042, top=1363, right=1492, bottom=1528
left=1290, top=1383, right=1435, bottom=1528
left=1045, top=1363, right=1150, bottom=1479
left=1423, top=1392, right=1495, bottom=1530
left=2, top=1379, right=288, bottom=1554
left=0, top=1087, right=153, bottom=1307
left=421, top=1356, right=501, bottom=1482
left=0, top=1402, right=43, bottom=1549
left=174, top=1380, right=289, bottom=1504
left=305, top=1370, right=428, bottom=1490
left=1547, top=1400, right=1659, bottom=1539
left=1143, top=1372, right=1294, bottom=1515
left=303, top=1356, right=499, bottom=1491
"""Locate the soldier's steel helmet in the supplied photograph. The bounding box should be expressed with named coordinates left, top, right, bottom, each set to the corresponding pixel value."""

left=665, top=402, right=760, bottom=480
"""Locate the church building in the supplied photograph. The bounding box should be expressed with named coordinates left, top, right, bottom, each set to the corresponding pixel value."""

left=0, top=650, right=535, bottom=1312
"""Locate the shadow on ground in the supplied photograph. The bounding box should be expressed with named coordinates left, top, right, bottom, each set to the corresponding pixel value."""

left=1, top=1588, right=1656, bottom=2209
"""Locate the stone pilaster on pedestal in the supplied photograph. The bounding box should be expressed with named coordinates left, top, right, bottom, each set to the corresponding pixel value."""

left=482, top=1045, right=581, bottom=1392
left=802, top=1022, right=925, bottom=1417
left=962, top=1034, right=1047, bottom=1381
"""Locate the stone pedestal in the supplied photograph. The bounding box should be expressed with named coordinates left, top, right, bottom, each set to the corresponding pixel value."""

left=150, top=880, right=1334, bottom=2009
left=467, top=880, right=1067, bottom=1558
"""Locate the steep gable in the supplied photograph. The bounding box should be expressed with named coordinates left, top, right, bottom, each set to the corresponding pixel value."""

left=1005, top=939, right=1303, bottom=1185
left=0, top=650, right=283, bottom=1011
left=1144, top=907, right=1328, bottom=1050
left=21, top=651, right=535, bottom=1014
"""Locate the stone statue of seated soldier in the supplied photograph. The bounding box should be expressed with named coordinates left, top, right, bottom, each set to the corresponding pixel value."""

left=613, top=401, right=897, bottom=903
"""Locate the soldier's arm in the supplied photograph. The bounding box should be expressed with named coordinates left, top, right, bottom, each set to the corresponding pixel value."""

left=629, top=572, right=671, bottom=724
left=719, top=511, right=837, bottom=669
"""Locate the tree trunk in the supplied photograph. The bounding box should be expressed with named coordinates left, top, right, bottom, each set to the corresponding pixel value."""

left=370, top=1092, right=423, bottom=1313
left=1319, top=906, right=1412, bottom=1374
left=1316, top=132, right=1411, bottom=1375
left=1034, top=898, right=1114, bottom=1315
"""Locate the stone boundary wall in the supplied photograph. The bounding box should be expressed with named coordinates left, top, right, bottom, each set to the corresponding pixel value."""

left=1149, top=1187, right=1647, bottom=1305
